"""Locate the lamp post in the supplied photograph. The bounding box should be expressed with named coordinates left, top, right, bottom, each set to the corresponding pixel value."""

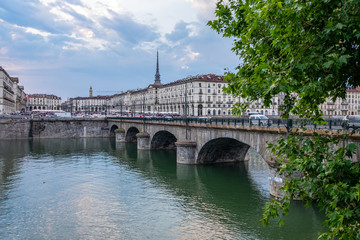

left=119, top=99, right=123, bottom=116
left=142, top=92, right=145, bottom=131
left=185, top=82, right=189, bottom=140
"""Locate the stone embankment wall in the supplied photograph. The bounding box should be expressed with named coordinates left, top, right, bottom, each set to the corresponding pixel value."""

left=0, top=119, right=110, bottom=139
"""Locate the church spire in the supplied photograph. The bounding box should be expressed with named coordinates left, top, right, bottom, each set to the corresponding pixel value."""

left=89, top=86, right=93, bottom=97
left=154, top=50, right=161, bottom=85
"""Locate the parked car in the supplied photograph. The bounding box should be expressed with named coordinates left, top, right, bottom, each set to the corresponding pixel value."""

left=329, top=115, right=348, bottom=128
left=345, top=115, right=360, bottom=129
left=247, top=112, right=261, bottom=116
left=162, top=115, right=174, bottom=121
left=198, top=116, right=210, bottom=122
left=249, top=114, right=271, bottom=126
left=330, top=115, right=348, bottom=121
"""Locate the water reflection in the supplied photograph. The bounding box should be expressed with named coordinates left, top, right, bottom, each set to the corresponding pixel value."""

left=0, top=138, right=325, bottom=239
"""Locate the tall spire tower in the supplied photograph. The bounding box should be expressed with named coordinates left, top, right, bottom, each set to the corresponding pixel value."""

left=154, top=50, right=161, bottom=85
left=89, top=86, right=93, bottom=97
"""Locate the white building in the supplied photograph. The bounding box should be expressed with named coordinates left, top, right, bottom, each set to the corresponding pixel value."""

left=109, top=53, right=280, bottom=117
left=66, top=95, right=110, bottom=114
left=319, top=87, right=360, bottom=117
left=27, top=94, right=62, bottom=111
left=0, top=66, right=26, bottom=113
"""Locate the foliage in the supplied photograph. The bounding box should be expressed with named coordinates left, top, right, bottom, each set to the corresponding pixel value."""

left=208, top=0, right=360, bottom=120
left=208, top=0, right=360, bottom=238
left=261, top=131, right=360, bottom=239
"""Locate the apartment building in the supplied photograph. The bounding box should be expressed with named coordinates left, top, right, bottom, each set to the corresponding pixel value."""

left=319, top=87, right=360, bottom=117
left=27, top=94, right=62, bottom=111
left=0, top=66, right=26, bottom=113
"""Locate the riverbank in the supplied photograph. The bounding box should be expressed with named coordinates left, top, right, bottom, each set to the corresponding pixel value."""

left=0, top=118, right=110, bottom=139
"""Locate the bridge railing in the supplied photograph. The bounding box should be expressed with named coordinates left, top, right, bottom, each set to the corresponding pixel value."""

left=107, top=117, right=354, bottom=131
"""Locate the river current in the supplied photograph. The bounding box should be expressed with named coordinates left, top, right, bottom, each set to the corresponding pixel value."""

left=0, top=138, right=324, bottom=239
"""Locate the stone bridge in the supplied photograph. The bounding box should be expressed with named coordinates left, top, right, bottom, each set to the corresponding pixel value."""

left=108, top=119, right=283, bottom=165
left=108, top=118, right=360, bottom=197
left=1, top=117, right=359, bottom=197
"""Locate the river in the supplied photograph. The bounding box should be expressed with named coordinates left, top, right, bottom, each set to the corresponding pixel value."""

left=0, top=138, right=324, bottom=239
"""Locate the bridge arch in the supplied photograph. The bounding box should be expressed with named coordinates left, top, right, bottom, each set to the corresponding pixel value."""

left=197, top=138, right=250, bottom=164
left=109, top=124, right=118, bottom=137
left=151, top=130, right=177, bottom=150
left=126, top=127, right=140, bottom=142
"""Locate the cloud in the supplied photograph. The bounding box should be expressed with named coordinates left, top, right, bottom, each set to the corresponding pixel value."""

left=165, top=21, right=192, bottom=43
left=0, top=0, right=239, bottom=99
left=186, top=0, right=218, bottom=20
left=100, top=11, right=160, bottom=46
left=0, top=47, right=8, bottom=55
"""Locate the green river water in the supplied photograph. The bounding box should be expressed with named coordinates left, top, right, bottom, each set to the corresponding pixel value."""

left=0, top=138, right=325, bottom=239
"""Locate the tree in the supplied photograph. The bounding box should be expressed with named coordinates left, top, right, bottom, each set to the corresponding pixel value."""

left=208, top=0, right=360, bottom=239
left=208, top=0, right=360, bottom=120
left=262, top=131, right=360, bottom=239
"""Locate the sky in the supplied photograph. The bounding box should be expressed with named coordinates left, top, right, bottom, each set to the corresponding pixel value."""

left=0, top=0, right=239, bottom=100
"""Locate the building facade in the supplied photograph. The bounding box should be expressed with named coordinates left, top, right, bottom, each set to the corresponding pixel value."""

left=27, top=94, right=62, bottom=111
left=0, top=66, right=26, bottom=113
left=109, top=53, right=280, bottom=117
left=63, top=53, right=360, bottom=118
left=319, top=87, right=360, bottom=117
left=65, top=95, right=110, bottom=114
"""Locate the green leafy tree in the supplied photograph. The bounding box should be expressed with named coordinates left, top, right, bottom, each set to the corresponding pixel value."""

left=208, top=0, right=360, bottom=120
left=208, top=0, right=360, bottom=239
left=262, top=131, right=360, bottom=239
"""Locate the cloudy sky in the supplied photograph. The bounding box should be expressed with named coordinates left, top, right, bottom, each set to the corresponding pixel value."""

left=0, top=0, right=238, bottom=100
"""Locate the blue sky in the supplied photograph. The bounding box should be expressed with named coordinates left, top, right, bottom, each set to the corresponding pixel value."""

left=0, top=0, right=238, bottom=100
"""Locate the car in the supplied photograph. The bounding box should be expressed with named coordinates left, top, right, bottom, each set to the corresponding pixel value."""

left=162, top=115, right=174, bottom=121
left=345, top=115, right=360, bottom=129
left=247, top=111, right=261, bottom=116
left=330, top=115, right=348, bottom=121
left=249, top=114, right=271, bottom=126
left=329, top=115, right=348, bottom=128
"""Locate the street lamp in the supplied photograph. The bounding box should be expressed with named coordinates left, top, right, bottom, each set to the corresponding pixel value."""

left=185, top=81, right=189, bottom=140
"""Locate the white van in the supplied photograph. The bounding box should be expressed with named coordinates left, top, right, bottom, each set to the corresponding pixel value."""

left=346, top=115, right=360, bottom=129
left=247, top=112, right=260, bottom=116
left=249, top=115, right=271, bottom=126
